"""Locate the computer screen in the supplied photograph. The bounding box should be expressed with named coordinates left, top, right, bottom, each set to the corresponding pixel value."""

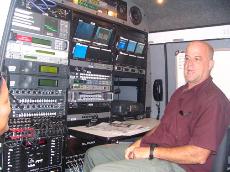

left=117, top=37, right=128, bottom=51
left=126, top=40, right=137, bottom=53
left=135, top=57, right=145, bottom=68
left=135, top=42, right=145, bottom=55
left=87, top=47, right=113, bottom=64
left=75, top=20, right=95, bottom=41
left=72, top=43, right=88, bottom=60
left=94, top=27, right=112, bottom=45
left=116, top=54, right=129, bottom=65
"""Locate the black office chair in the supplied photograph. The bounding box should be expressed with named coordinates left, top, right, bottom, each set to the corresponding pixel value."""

left=211, top=126, right=230, bottom=172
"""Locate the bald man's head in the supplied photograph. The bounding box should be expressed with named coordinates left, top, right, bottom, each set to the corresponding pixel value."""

left=184, top=41, right=214, bottom=89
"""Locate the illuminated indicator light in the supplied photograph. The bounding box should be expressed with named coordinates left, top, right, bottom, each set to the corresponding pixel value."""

left=38, top=79, right=58, bottom=87
left=36, top=50, right=55, bottom=55
left=108, top=11, right=116, bottom=17
left=44, top=24, right=58, bottom=33
left=16, top=34, right=32, bottom=42
left=39, top=65, right=58, bottom=74
left=24, top=55, right=37, bottom=59
left=32, top=37, right=51, bottom=46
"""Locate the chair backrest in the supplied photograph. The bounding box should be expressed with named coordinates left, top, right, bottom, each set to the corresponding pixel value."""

left=211, top=127, right=229, bottom=172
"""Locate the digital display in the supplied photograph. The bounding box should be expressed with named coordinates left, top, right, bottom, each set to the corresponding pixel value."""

left=36, top=50, right=55, bottom=55
left=116, top=54, right=129, bottom=65
left=125, top=55, right=137, bottom=67
left=135, top=42, right=145, bottom=55
left=88, top=47, right=113, bottom=64
left=38, top=79, right=58, bottom=87
left=117, top=37, right=128, bottom=51
left=73, top=43, right=88, bottom=60
left=126, top=40, right=137, bottom=53
left=94, top=27, right=112, bottom=45
left=39, top=65, right=58, bottom=74
left=32, top=37, right=51, bottom=46
left=44, top=17, right=58, bottom=33
left=135, top=57, right=145, bottom=68
left=75, top=20, right=95, bottom=40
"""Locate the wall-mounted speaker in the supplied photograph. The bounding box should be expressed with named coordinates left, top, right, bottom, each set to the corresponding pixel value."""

left=129, top=6, right=142, bottom=25
left=126, top=1, right=148, bottom=32
left=117, top=0, right=148, bottom=32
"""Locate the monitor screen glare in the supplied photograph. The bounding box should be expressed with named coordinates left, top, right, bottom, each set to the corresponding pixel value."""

left=94, top=27, right=112, bottom=45
left=73, top=43, right=88, bottom=60
left=117, top=37, right=128, bottom=51
left=135, top=42, right=145, bottom=55
left=75, top=20, right=95, bottom=41
left=126, top=40, right=137, bottom=53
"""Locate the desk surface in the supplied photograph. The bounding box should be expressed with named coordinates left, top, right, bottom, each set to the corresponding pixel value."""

left=69, top=118, right=160, bottom=139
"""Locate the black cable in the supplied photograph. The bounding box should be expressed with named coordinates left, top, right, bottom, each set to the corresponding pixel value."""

left=156, top=102, right=160, bottom=120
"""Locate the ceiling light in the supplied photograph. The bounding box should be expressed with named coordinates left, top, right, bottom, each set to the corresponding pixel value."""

left=156, top=0, right=165, bottom=5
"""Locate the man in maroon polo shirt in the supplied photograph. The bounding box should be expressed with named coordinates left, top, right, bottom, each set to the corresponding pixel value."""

left=83, top=41, right=230, bottom=172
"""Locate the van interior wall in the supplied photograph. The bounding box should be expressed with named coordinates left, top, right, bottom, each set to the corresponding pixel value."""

left=132, top=0, right=230, bottom=32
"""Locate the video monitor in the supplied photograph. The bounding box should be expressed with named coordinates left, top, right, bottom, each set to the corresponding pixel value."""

left=125, top=56, right=137, bottom=67
left=126, top=40, right=137, bottom=53
left=72, top=43, right=88, bottom=60
left=94, top=27, right=112, bottom=45
left=135, top=42, right=145, bottom=55
left=87, top=47, right=113, bottom=64
left=75, top=20, right=95, bottom=41
left=116, top=54, right=129, bottom=66
left=117, top=37, right=128, bottom=51
left=135, top=57, right=145, bottom=68
left=99, top=49, right=113, bottom=64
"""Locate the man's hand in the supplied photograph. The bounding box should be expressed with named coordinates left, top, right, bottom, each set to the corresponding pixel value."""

left=0, top=78, right=11, bottom=134
left=125, top=143, right=150, bottom=160
left=125, top=144, right=136, bottom=159
left=125, top=139, right=141, bottom=159
left=131, top=147, right=150, bottom=159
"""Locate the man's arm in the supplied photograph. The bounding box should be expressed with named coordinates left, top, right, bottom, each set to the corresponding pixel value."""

left=0, top=78, right=11, bottom=135
left=131, top=145, right=211, bottom=164
left=154, top=145, right=211, bottom=164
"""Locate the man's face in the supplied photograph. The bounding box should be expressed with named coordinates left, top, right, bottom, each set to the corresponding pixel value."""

left=184, top=42, right=213, bottom=88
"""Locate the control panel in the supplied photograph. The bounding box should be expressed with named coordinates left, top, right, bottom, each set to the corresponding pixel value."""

left=2, top=4, right=70, bottom=172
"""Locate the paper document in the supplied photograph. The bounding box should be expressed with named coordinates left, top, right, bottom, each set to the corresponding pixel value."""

left=70, top=121, right=151, bottom=138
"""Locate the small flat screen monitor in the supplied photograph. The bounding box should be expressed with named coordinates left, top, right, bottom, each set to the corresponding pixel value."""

left=126, top=40, right=137, bottom=53
left=117, top=37, right=128, bottom=51
left=88, top=47, right=113, bottom=64
left=135, top=57, right=145, bottom=68
left=135, top=42, right=145, bottom=55
left=75, top=20, right=95, bottom=41
left=94, top=27, right=112, bottom=45
left=73, top=43, right=88, bottom=60
left=116, top=54, right=129, bottom=65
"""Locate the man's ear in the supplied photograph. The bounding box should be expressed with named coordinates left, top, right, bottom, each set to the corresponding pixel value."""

left=209, top=60, right=214, bottom=71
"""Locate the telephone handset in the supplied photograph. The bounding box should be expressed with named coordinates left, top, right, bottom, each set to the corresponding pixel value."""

left=153, top=79, right=163, bottom=120
left=153, top=79, right=163, bottom=102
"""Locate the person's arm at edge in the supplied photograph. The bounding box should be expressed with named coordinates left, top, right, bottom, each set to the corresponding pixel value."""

left=0, top=78, right=11, bottom=135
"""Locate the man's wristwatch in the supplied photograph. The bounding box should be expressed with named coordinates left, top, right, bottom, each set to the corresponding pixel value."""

left=149, top=143, right=158, bottom=160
